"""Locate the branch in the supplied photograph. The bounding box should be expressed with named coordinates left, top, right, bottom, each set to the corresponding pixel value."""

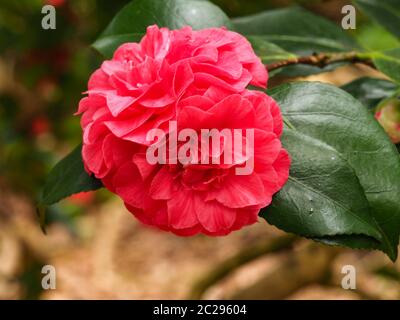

left=187, top=234, right=297, bottom=299
left=266, top=51, right=375, bottom=72
left=228, top=243, right=339, bottom=299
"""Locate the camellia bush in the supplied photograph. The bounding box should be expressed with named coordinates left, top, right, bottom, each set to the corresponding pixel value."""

left=40, top=0, right=400, bottom=261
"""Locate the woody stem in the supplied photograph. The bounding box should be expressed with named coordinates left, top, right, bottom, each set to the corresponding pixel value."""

left=266, top=51, right=375, bottom=71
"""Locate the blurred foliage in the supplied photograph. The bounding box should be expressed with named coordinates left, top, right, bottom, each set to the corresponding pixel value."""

left=0, top=0, right=130, bottom=198
left=356, top=22, right=400, bottom=51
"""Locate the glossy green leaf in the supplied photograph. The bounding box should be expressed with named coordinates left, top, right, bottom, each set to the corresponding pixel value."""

left=40, top=144, right=103, bottom=206
left=272, top=62, right=347, bottom=78
left=245, top=36, right=296, bottom=77
left=234, top=7, right=359, bottom=77
left=246, top=36, right=296, bottom=64
left=372, top=48, right=400, bottom=83
left=354, top=0, right=400, bottom=39
left=262, top=82, right=400, bottom=260
left=233, top=6, right=358, bottom=55
left=246, top=36, right=344, bottom=78
left=93, top=33, right=143, bottom=59
left=93, top=0, right=232, bottom=58
left=341, top=77, right=398, bottom=110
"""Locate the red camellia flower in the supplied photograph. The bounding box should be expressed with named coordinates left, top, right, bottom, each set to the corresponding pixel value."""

left=77, top=25, right=290, bottom=236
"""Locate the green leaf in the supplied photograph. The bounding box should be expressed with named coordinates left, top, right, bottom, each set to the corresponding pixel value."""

left=246, top=36, right=296, bottom=65
left=233, top=6, right=358, bottom=55
left=272, top=62, right=347, bottom=78
left=93, top=33, right=143, bottom=60
left=234, top=6, right=359, bottom=77
left=93, top=0, right=232, bottom=58
left=354, top=0, right=400, bottom=39
left=355, top=22, right=400, bottom=51
left=245, top=36, right=296, bottom=77
left=40, top=144, right=103, bottom=206
left=246, top=36, right=344, bottom=78
left=262, top=82, right=400, bottom=260
left=372, top=48, right=400, bottom=83
left=341, top=77, right=398, bottom=110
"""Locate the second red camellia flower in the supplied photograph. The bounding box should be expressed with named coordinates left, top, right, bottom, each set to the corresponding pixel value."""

left=76, top=25, right=290, bottom=236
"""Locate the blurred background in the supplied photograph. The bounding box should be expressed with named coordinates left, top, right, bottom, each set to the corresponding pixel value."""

left=0, top=0, right=399, bottom=299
